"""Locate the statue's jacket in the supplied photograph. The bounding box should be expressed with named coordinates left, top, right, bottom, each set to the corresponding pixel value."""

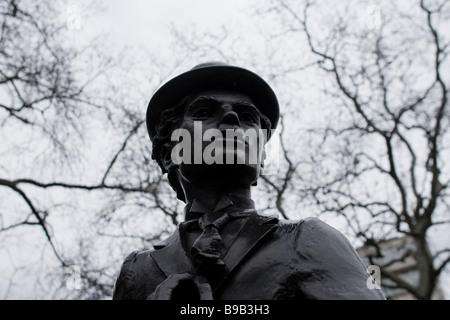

left=113, top=214, right=386, bottom=300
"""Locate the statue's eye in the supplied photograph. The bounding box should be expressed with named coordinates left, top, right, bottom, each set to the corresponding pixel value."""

left=192, top=108, right=211, bottom=118
left=240, top=112, right=258, bottom=123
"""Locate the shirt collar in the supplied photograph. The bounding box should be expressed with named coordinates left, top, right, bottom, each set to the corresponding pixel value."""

left=184, top=193, right=256, bottom=221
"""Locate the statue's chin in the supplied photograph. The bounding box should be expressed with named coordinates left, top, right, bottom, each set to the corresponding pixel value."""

left=179, top=163, right=259, bottom=188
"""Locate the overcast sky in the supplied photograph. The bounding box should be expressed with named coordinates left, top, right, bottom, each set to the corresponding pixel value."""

left=69, top=0, right=259, bottom=53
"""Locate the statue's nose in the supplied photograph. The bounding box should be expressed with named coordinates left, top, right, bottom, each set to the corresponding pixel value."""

left=219, top=110, right=240, bottom=129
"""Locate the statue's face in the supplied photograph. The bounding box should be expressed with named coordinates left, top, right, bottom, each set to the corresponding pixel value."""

left=172, top=89, right=266, bottom=186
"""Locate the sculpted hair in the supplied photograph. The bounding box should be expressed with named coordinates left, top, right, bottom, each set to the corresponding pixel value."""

left=152, top=97, right=189, bottom=174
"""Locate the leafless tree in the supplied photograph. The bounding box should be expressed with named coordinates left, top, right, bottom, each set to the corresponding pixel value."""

left=0, top=0, right=182, bottom=299
left=257, top=0, right=450, bottom=299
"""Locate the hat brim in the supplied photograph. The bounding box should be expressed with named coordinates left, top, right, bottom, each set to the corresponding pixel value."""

left=146, top=64, right=279, bottom=141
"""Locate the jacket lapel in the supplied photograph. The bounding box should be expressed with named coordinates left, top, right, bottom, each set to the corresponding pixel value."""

left=150, top=226, right=195, bottom=277
left=221, top=214, right=278, bottom=281
left=150, top=214, right=279, bottom=288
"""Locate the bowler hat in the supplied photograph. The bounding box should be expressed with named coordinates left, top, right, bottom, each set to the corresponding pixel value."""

left=146, top=62, right=279, bottom=141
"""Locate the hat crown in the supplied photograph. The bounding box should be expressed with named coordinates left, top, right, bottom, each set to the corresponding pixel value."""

left=190, top=61, right=229, bottom=70
left=147, top=62, right=279, bottom=141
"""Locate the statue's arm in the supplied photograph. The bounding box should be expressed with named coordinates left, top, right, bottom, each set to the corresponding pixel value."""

left=112, top=251, right=139, bottom=300
left=112, top=250, right=166, bottom=300
left=295, top=217, right=386, bottom=300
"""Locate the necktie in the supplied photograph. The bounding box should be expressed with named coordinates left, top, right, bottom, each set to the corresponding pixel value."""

left=191, top=213, right=230, bottom=286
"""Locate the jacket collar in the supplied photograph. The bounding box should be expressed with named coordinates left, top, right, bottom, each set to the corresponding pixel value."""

left=150, top=212, right=278, bottom=285
left=184, top=193, right=256, bottom=222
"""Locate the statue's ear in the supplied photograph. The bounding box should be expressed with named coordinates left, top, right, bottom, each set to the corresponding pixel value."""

left=160, top=143, right=174, bottom=172
left=261, top=148, right=267, bottom=165
left=167, top=169, right=186, bottom=202
left=160, top=143, right=186, bottom=202
left=252, top=148, right=266, bottom=187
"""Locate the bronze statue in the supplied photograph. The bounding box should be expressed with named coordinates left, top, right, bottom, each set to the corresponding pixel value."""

left=112, top=62, right=386, bottom=300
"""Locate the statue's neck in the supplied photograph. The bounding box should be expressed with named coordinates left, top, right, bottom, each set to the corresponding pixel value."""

left=183, top=182, right=252, bottom=210
left=173, top=167, right=255, bottom=219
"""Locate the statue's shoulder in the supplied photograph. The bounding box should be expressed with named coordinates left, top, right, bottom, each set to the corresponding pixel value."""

left=113, top=248, right=163, bottom=300
left=277, top=216, right=336, bottom=230
left=276, top=216, right=322, bottom=230
left=276, top=216, right=348, bottom=244
left=117, top=248, right=158, bottom=275
left=297, top=217, right=346, bottom=239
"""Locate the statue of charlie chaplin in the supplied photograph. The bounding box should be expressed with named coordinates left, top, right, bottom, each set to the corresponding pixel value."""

left=112, top=62, right=386, bottom=300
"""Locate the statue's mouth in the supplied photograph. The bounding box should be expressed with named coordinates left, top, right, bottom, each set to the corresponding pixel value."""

left=214, top=138, right=247, bottom=148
